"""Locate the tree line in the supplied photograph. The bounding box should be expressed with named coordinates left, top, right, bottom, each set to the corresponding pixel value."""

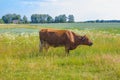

left=85, top=20, right=120, bottom=23
left=1, top=14, right=27, bottom=24
left=0, top=13, right=74, bottom=24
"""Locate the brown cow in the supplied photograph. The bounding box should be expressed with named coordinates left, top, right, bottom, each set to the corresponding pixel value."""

left=39, top=29, right=93, bottom=54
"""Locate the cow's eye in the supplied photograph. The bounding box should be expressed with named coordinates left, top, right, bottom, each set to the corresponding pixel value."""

left=81, top=37, right=85, bottom=41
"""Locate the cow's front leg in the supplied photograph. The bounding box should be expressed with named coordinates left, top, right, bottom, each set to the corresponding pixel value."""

left=39, top=40, right=44, bottom=52
left=45, top=43, right=49, bottom=52
left=65, top=46, right=70, bottom=55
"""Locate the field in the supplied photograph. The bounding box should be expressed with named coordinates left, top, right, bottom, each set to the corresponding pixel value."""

left=0, top=23, right=120, bottom=80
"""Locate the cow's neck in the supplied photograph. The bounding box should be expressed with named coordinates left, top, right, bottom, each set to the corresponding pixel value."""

left=75, top=35, right=83, bottom=45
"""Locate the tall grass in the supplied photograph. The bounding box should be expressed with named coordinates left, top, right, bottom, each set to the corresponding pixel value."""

left=0, top=24, right=120, bottom=80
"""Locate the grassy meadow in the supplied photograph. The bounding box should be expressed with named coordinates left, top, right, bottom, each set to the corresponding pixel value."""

left=0, top=23, right=120, bottom=80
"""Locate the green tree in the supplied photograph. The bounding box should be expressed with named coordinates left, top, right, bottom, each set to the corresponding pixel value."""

left=47, top=15, right=53, bottom=23
left=55, top=14, right=67, bottom=23
left=2, top=14, right=21, bottom=23
left=68, top=15, right=74, bottom=23
left=59, top=14, right=67, bottom=23
left=0, top=19, right=4, bottom=24
left=31, top=14, right=36, bottom=23
left=31, top=14, right=39, bottom=23
left=23, top=15, right=28, bottom=23
left=31, top=14, right=53, bottom=23
left=55, top=16, right=60, bottom=23
left=12, top=14, right=21, bottom=21
left=2, top=14, right=13, bottom=23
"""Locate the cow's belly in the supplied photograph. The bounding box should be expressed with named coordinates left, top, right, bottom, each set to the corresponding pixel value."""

left=44, top=34, right=66, bottom=47
left=47, top=40, right=65, bottom=47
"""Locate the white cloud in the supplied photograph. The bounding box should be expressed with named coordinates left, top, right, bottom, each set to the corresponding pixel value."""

left=22, top=0, right=120, bottom=21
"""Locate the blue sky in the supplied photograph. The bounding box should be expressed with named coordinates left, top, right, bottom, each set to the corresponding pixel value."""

left=0, top=0, right=120, bottom=21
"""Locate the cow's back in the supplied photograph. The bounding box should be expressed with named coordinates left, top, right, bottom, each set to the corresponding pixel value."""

left=40, top=29, right=68, bottom=47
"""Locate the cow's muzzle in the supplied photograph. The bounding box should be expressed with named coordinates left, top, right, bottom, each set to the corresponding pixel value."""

left=89, top=42, right=93, bottom=46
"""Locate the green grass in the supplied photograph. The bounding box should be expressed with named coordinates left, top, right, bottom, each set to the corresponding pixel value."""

left=0, top=23, right=120, bottom=80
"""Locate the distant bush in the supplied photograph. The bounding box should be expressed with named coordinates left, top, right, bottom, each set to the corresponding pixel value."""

left=0, top=19, right=4, bottom=24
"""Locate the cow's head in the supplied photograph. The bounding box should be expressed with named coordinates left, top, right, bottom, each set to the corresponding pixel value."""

left=79, top=35, right=93, bottom=46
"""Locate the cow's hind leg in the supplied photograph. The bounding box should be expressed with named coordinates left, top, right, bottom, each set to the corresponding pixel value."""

left=39, top=40, right=44, bottom=52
